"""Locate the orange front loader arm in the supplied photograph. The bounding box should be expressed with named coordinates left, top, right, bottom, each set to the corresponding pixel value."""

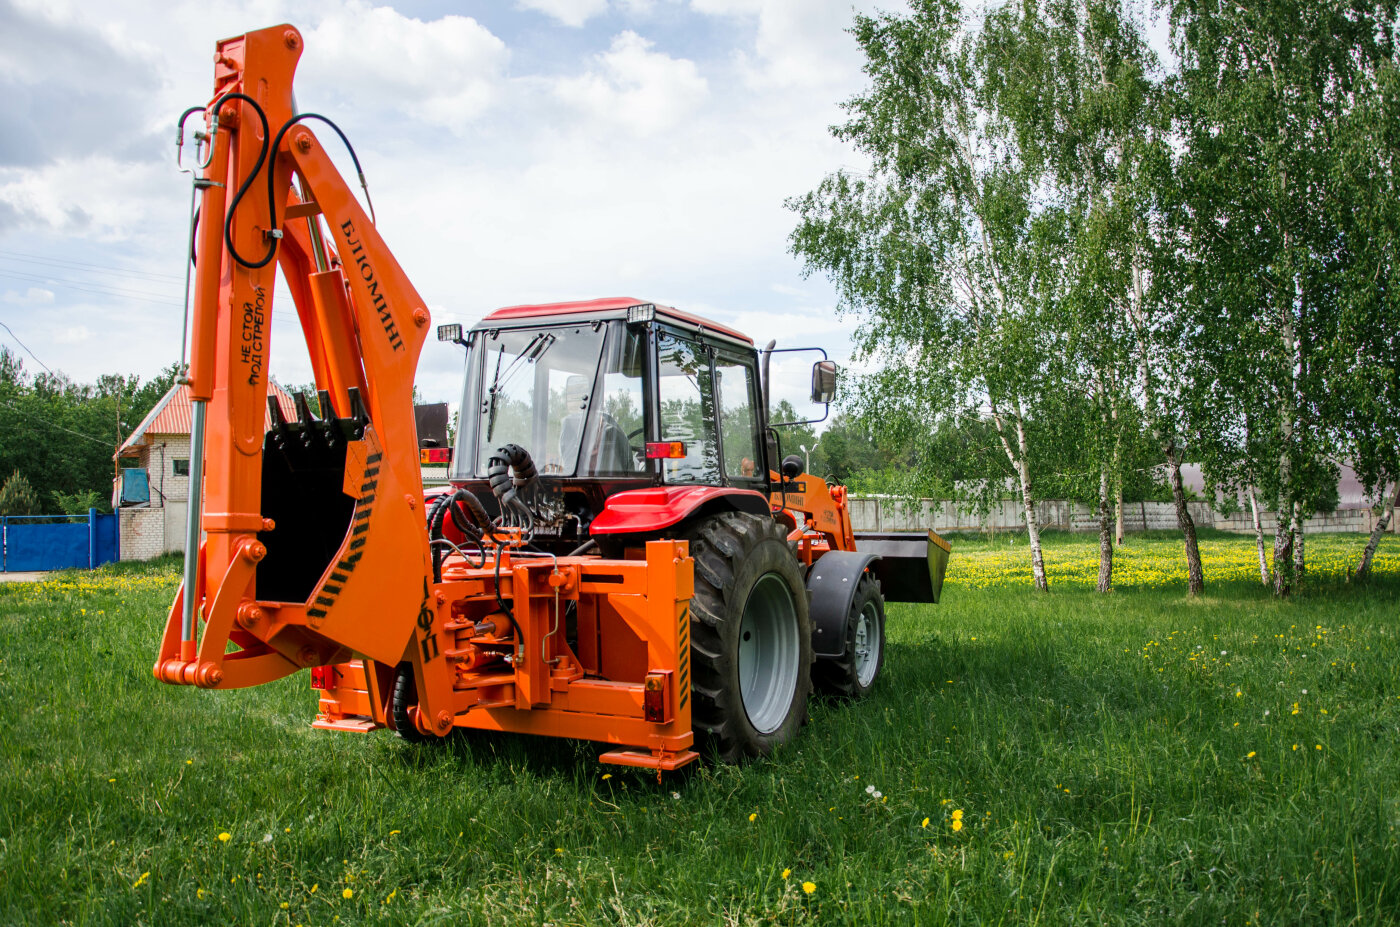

left=154, top=24, right=432, bottom=691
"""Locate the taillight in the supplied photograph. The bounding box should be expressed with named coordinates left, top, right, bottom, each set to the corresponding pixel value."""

left=645, top=442, right=686, bottom=459
left=644, top=672, right=669, bottom=723
left=309, top=665, right=334, bottom=690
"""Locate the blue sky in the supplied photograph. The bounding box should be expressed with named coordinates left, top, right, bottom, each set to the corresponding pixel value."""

left=0, top=0, right=898, bottom=415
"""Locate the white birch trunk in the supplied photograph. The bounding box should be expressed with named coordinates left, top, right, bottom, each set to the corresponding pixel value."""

left=1248, top=487, right=1270, bottom=585
left=1355, top=482, right=1398, bottom=579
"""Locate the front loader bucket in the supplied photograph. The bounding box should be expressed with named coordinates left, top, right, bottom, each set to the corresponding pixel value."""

left=854, top=530, right=951, bottom=603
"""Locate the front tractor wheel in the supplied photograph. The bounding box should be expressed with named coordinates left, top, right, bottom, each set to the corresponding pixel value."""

left=813, top=572, right=885, bottom=699
left=683, top=513, right=813, bottom=762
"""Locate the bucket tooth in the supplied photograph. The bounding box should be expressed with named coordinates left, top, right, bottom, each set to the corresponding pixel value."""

left=346, top=386, right=370, bottom=428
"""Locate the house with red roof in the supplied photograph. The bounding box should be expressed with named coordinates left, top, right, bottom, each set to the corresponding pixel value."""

left=113, top=380, right=297, bottom=560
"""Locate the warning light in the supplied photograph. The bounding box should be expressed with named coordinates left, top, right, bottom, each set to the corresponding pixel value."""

left=644, top=442, right=686, bottom=459
left=420, top=447, right=453, bottom=464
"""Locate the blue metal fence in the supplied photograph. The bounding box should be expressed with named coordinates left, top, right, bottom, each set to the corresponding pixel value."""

left=1, top=509, right=119, bottom=572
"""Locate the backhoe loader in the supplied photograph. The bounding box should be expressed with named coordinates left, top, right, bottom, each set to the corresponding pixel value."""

left=153, top=24, right=948, bottom=771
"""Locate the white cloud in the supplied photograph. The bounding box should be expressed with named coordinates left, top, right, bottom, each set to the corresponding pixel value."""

left=1, top=287, right=55, bottom=305
left=300, top=4, right=508, bottom=131
left=516, top=0, right=610, bottom=28
left=553, top=31, right=708, bottom=135
left=53, top=324, right=92, bottom=344
left=691, top=0, right=893, bottom=91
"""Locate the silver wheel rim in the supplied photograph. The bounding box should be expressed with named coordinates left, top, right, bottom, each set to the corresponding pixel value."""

left=853, top=599, right=880, bottom=687
left=738, top=573, right=801, bottom=735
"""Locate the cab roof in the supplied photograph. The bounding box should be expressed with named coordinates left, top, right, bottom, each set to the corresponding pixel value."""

left=478, top=297, right=753, bottom=346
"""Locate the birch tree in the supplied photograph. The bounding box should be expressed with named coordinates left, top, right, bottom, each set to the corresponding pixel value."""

left=1169, top=0, right=1397, bottom=595
left=789, top=0, right=1065, bottom=590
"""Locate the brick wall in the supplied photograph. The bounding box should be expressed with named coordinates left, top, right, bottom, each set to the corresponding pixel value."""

left=119, top=508, right=166, bottom=561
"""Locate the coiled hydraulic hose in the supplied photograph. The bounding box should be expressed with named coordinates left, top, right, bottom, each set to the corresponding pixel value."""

left=486, top=444, right=538, bottom=532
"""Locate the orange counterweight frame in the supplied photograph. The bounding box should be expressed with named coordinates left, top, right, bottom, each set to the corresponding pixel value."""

left=313, top=540, right=699, bottom=771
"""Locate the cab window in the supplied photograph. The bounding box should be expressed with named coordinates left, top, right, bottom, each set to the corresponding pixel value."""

left=656, top=331, right=721, bottom=484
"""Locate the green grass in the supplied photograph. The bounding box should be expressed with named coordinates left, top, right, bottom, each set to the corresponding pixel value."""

left=1, top=536, right=1398, bottom=925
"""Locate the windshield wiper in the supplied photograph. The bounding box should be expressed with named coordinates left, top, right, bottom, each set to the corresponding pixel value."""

left=486, top=332, right=556, bottom=440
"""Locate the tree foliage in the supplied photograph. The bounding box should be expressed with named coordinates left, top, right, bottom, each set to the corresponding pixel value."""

left=0, top=347, right=177, bottom=514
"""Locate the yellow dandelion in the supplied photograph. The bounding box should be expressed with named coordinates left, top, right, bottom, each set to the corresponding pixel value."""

left=1246, top=751, right=1256, bottom=759
left=1235, top=690, right=1242, bottom=698
left=1315, top=744, right=1322, bottom=750
left=921, top=817, right=929, bottom=828
left=951, top=819, right=964, bottom=832
left=555, top=847, right=564, bottom=854
left=108, top=778, right=116, bottom=783
left=342, top=888, right=353, bottom=900
left=196, top=888, right=205, bottom=900
left=217, top=832, right=231, bottom=843
left=601, top=773, right=612, bottom=780
left=133, top=872, right=150, bottom=889
left=802, top=881, right=816, bottom=894
left=782, top=868, right=791, bottom=878
left=311, top=884, right=319, bottom=894
left=1292, top=744, right=1299, bottom=751
left=385, top=888, right=398, bottom=904
left=389, top=830, right=400, bottom=836
left=749, top=813, right=757, bottom=822
left=952, top=809, right=963, bottom=820
left=280, top=902, right=289, bottom=910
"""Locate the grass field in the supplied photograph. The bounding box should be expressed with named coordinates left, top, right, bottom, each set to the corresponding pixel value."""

left=1, top=532, right=1397, bottom=925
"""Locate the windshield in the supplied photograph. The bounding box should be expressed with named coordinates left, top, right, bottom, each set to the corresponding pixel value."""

left=471, top=324, right=608, bottom=476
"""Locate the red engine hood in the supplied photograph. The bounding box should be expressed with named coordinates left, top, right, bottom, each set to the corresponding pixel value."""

left=589, top=486, right=770, bottom=535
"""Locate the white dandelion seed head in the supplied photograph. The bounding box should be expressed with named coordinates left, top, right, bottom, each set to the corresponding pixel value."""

left=865, top=784, right=876, bottom=795
left=671, top=792, right=680, bottom=800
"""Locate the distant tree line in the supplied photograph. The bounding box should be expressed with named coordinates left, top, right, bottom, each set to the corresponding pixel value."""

left=0, top=346, right=177, bottom=516
left=790, top=0, right=1399, bottom=596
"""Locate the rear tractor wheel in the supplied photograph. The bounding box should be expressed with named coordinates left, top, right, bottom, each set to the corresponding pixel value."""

left=390, top=662, right=432, bottom=743
left=683, top=513, right=813, bottom=762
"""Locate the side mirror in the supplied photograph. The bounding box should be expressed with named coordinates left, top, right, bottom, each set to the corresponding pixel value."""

left=810, top=360, right=837, bottom=404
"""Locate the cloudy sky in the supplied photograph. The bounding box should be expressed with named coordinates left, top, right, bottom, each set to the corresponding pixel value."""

left=0, top=0, right=898, bottom=416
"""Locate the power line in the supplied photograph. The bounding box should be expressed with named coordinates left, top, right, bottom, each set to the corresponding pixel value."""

left=0, top=320, right=53, bottom=374
left=0, top=248, right=185, bottom=283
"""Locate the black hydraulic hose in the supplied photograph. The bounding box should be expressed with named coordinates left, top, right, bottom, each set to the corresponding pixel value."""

left=267, top=113, right=377, bottom=226
left=492, top=545, right=520, bottom=642
left=567, top=539, right=597, bottom=557
left=426, top=492, right=452, bottom=583
left=215, top=91, right=275, bottom=269
left=486, top=444, right=538, bottom=531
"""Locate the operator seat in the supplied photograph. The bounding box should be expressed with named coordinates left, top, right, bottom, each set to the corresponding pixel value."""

left=559, top=376, right=635, bottom=474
